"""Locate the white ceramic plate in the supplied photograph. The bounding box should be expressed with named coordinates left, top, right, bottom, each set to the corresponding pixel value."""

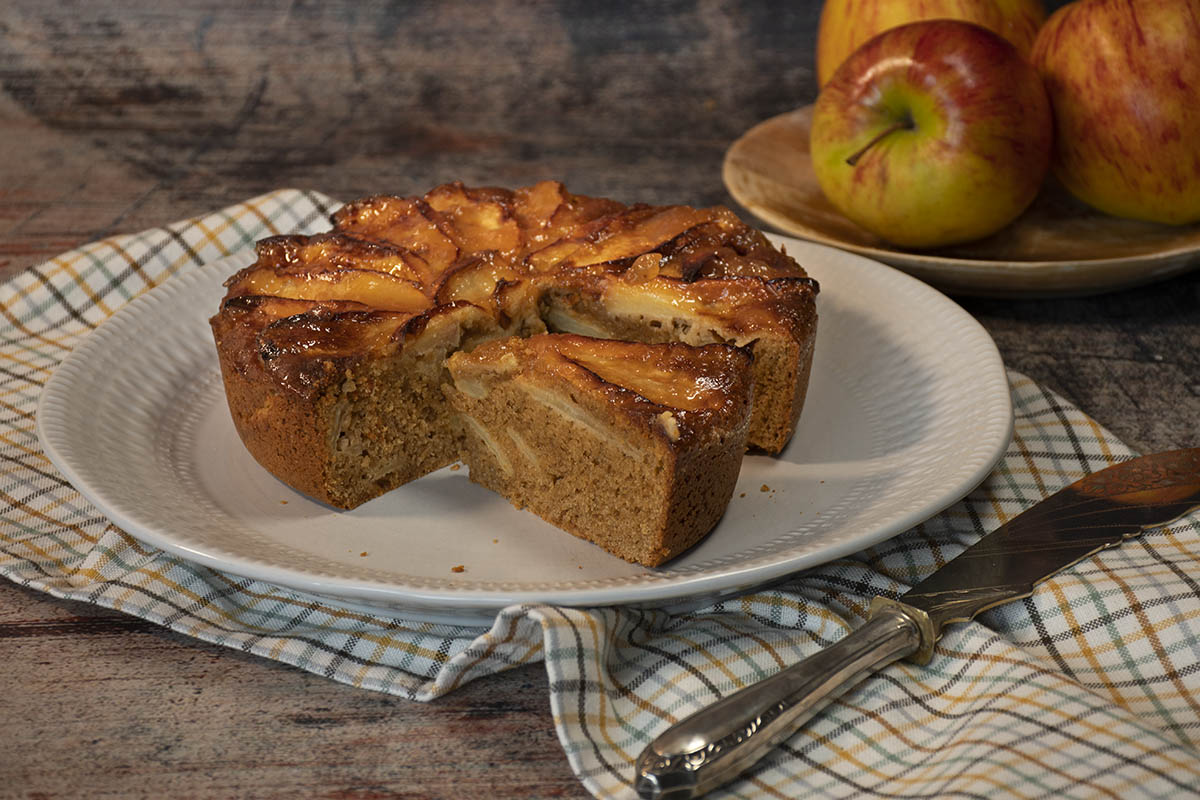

left=37, top=237, right=1012, bottom=626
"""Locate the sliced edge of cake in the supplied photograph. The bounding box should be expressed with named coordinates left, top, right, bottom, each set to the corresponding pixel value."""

left=444, top=333, right=755, bottom=566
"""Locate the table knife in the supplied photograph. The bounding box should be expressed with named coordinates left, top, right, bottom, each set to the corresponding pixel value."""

left=635, top=448, right=1200, bottom=799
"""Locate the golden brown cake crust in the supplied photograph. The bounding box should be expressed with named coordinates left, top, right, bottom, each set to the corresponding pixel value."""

left=210, top=295, right=505, bottom=509
left=210, top=301, right=351, bottom=507
left=210, top=180, right=818, bottom=517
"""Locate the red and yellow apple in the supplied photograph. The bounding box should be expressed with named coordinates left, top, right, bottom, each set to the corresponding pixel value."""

left=1030, top=0, right=1200, bottom=224
left=809, top=20, right=1053, bottom=249
left=816, top=0, right=1047, bottom=86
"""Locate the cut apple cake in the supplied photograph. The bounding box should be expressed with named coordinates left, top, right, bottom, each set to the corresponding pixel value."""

left=445, top=334, right=754, bottom=566
left=210, top=181, right=818, bottom=563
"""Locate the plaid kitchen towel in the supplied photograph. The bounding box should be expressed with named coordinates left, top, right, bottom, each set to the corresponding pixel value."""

left=2, top=190, right=1199, bottom=799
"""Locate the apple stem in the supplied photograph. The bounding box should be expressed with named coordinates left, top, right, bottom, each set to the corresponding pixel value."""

left=845, top=116, right=915, bottom=166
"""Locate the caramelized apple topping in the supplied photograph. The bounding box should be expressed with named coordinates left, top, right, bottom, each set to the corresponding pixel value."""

left=552, top=336, right=745, bottom=413
left=224, top=180, right=814, bottom=368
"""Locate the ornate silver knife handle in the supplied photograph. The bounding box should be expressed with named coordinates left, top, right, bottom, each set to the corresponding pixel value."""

left=638, top=450, right=1200, bottom=800
left=634, top=603, right=924, bottom=799
left=635, top=448, right=1200, bottom=799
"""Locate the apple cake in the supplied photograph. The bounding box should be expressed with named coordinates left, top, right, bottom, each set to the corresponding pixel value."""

left=210, top=181, right=819, bottom=560
left=445, top=334, right=754, bottom=566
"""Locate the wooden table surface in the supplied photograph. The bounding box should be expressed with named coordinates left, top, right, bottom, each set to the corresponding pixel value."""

left=3, top=2, right=1197, bottom=797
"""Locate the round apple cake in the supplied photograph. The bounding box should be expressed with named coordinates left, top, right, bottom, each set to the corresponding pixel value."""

left=209, top=181, right=819, bottom=564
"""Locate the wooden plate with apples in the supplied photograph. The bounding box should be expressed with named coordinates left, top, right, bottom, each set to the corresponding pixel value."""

left=723, top=105, right=1200, bottom=298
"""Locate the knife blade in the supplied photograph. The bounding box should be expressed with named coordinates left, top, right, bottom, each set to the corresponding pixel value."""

left=635, top=448, right=1200, bottom=800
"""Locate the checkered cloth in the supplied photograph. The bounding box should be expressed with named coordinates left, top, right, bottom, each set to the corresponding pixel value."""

left=3, top=190, right=1199, bottom=799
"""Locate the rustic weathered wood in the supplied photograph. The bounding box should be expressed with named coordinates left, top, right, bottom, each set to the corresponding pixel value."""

left=2, top=582, right=583, bottom=798
left=1, top=1, right=1195, bottom=797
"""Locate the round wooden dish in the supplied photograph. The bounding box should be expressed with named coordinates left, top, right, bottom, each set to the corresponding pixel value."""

left=723, top=105, right=1200, bottom=297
